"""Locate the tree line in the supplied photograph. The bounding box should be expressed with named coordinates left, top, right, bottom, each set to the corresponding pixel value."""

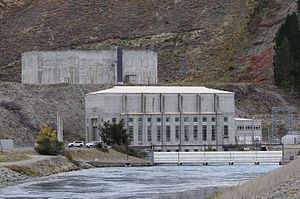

left=273, top=0, right=300, bottom=94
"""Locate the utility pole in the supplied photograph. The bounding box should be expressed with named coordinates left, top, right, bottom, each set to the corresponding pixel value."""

left=57, top=112, right=63, bottom=142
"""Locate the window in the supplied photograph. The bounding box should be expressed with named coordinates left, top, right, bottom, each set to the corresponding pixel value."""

left=212, top=125, right=216, bottom=141
left=212, top=117, right=215, bottom=122
left=202, top=117, right=207, bottom=122
left=128, top=126, right=134, bottom=142
left=138, top=125, right=143, bottom=142
left=184, top=125, right=189, bottom=141
left=194, top=149, right=199, bottom=152
left=185, top=149, right=189, bottom=152
left=224, top=117, right=228, bottom=122
left=157, top=117, right=161, bottom=122
left=193, top=117, right=198, bottom=122
left=138, top=117, right=143, bottom=122
left=184, top=117, right=189, bottom=122
left=166, top=117, right=170, bottom=122
left=175, top=117, right=180, bottom=122
left=202, top=125, right=207, bottom=141
left=238, top=126, right=244, bottom=131
left=224, top=125, right=229, bottom=137
left=147, top=117, right=151, bottom=122
left=112, top=118, right=117, bottom=123
left=128, top=117, right=133, bottom=123
left=175, top=125, right=180, bottom=141
left=157, top=126, right=161, bottom=142
left=147, top=126, right=152, bottom=142
left=193, top=125, right=198, bottom=140
left=166, top=125, right=171, bottom=142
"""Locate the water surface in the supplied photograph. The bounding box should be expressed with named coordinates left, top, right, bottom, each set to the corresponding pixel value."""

left=0, top=164, right=280, bottom=199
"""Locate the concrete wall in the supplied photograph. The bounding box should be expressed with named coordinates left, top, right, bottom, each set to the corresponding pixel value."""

left=85, top=91, right=236, bottom=150
left=0, top=139, right=13, bottom=150
left=282, top=135, right=300, bottom=145
left=123, top=50, right=157, bottom=84
left=22, top=49, right=157, bottom=85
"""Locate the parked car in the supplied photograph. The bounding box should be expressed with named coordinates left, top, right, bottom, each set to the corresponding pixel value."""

left=68, top=141, right=84, bottom=147
left=85, top=141, right=102, bottom=148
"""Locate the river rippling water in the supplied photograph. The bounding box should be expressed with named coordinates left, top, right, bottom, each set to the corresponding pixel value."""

left=0, top=164, right=280, bottom=199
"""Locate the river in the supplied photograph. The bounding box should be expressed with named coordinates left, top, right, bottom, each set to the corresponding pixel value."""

left=0, top=164, right=280, bottom=199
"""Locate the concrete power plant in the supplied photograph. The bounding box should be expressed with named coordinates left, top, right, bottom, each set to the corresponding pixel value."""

left=22, top=48, right=157, bottom=85
left=85, top=86, right=262, bottom=151
left=85, top=86, right=238, bottom=151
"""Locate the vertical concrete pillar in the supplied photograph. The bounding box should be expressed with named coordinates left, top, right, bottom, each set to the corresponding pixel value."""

left=57, top=112, right=63, bottom=142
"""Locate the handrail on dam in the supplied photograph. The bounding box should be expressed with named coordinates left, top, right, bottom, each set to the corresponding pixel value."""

left=130, top=143, right=284, bottom=165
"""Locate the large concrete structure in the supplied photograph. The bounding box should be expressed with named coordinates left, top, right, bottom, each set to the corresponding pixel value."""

left=85, top=86, right=237, bottom=151
left=22, top=48, right=157, bottom=85
left=235, top=118, right=262, bottom=145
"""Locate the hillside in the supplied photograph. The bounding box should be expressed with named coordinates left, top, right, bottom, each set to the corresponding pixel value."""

left=0, top=0, right=299, bottom=146
left=0, top=0, right=296, bottom=83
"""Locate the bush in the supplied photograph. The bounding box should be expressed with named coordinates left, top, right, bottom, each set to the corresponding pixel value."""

left=95, top=143, right=108, bottom=153
left=34, top=126, right=64, bottom=155
left=114, top=144, right=147, bottom=159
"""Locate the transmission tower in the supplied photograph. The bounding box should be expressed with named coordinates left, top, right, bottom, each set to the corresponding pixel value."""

left=271, top=106, right=294, bottom=142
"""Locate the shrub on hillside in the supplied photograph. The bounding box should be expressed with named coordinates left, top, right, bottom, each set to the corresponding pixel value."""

left=95, top=142, right=108, bottom=153
left=114, top=144, right=147, bottom=159
left=34, top=126, right=64, bottom=155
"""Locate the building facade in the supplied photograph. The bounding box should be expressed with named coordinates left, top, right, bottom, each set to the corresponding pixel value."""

left=85, top=86, right=236, bottom=151
left=22, top=48, right=157, bottom=85
left=235, top=118, right=262, bottom=145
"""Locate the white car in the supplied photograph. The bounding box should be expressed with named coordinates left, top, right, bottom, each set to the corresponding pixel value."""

left=85, top=141, right=102, bottom=148
left=68, top=141, right=84, bottom=147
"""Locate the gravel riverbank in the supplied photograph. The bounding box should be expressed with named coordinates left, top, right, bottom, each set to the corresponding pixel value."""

left=0, top=149, right=151, bottom=185
left=0, top=167, right=28, bottom=184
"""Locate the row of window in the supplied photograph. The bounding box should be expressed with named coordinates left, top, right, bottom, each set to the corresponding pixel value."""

left=236, top=126, right=261, bottom=131
left=128, top=125, right=229, bottom=143
left=127, top=116, right=229, bottom=123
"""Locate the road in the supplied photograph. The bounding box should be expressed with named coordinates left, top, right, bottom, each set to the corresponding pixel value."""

left=0, top=155, right=54, bottom=167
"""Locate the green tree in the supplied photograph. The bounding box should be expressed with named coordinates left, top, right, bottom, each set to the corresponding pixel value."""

left=274, top=12, right=300, bottom=93
left=99, top=120, right=129, bottom=146
left=274, top=37, right=294, bottom=88
left=34, top=126, right=64, bottom=155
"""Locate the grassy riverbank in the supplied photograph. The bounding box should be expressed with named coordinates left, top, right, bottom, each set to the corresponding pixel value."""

left=217, top=158, right=300, bottom=199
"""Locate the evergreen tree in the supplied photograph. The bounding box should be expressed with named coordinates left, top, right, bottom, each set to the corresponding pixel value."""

left=99, top=120, right=129, bottom=146
left=274, top=37, right=294, bottom=88
left=273, top=12, right=300, bottom=93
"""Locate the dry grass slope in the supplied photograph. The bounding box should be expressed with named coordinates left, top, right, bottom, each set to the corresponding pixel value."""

left=219, top=159, right=300, bottom=199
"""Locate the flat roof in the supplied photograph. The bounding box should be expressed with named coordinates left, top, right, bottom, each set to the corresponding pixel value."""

left=87, top=86, right=233, bottom=95
left=235, top=118, right=254, bottom=121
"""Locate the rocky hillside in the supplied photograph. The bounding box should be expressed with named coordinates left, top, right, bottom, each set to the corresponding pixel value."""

left=0, top=0, right=299, bottom=146
left=0, top=82, right=107, bottom=146
left=0, top=0, right=296, bottom=83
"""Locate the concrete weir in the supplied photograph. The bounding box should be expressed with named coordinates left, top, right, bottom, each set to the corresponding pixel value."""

left=153, top=151, right=283, bottom=165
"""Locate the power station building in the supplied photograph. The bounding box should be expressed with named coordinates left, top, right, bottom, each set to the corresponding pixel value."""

left=85, top=86, right=239, bottom=151
left=235, top=118, right=262, bottom=145
left=22, top=48, right=157, bottom=85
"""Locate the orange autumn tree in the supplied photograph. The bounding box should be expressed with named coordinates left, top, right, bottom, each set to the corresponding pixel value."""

left=34, top=126, right=64, bottom=155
